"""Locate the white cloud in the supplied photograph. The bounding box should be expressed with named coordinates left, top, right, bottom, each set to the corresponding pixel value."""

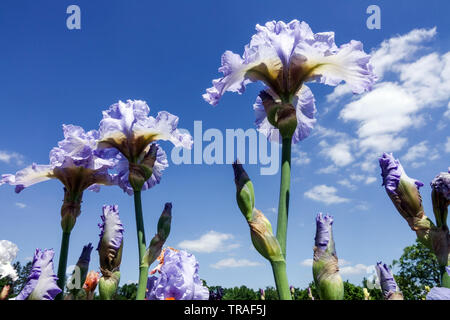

left=319, top=141, right=354, bottom=167
left=403, top=141, right=428, bottom=162
left=178, top=231, right=239, bottom=253
left=340, top=263, right=371, bottom=275
left=15, top=202, right=26, bottom=209
left=316, top=165, right=338, bottom=174
left=338, top=179, right=356, bottom=190
left=292, top=144, right=310, bottom=166
left=446, top=137, right=450, bottom=153
left=444, top=102, right=450, bottom=119
left=349, top=174, right=364, bottom=182
left=365, top=177, right=377, bottom=185
left=300, top=259, right=313, bottom=267
left=0, top=151, right=24, bottom=166
left=210, top=258, right=262, bottom=269
left=304, top=185, right=350, bottom=205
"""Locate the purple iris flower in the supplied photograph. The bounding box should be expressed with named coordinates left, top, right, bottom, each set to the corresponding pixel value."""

left=375, top=262, right=400, bottom=299
left=97, top=100, right=192, bottom=193
left=203, top=20, right=376, bottom=143
left=0, top=124, right=116, bottom=194
left=379, top=153, right=424, bottom=195
left=15, top=249, right=61, bottom=300
left=426, top=287, right=450, bottom=300
left=146, top=248, right=209, bottom=300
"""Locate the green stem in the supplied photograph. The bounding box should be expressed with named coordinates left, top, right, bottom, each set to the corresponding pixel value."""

left=276, top=138, right=292, bottom=258
left=134, top=191, right=149, bottom=300
left=440, top=265, right=450, bottom=288
left=55, top=231, right=71, bottom=300
left=271, top=261, right=291, bottom=300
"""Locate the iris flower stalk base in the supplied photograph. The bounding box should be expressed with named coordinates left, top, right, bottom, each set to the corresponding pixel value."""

left=270, top=260, right=291, bottom=300
left=134, top=191, right=149, bottom=300
left=56, top=231, right=71, bottom=300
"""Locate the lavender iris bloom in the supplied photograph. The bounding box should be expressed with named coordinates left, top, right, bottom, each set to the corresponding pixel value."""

left=203, top=20, right=376, bottom=143
left=0, top=240, right=19, bottom=281
left=375, top=262, right=403, bottom=300
left=97, top=100, right=192, bottom=193
left=97, top=205, right=124, bottom=274
left=146, top=248, right=209, bottom=300
left=15, top=249, right=61, bottom=300
left=0, top=124, right=116, bottom=194
left=426, top=287, right=450, bottom=300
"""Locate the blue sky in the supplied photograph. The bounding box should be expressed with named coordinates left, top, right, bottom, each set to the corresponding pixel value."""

left=1, top=0, right=449, bottom=291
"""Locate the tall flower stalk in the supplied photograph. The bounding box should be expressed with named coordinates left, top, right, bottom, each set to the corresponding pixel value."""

left=0, top=125, right=116, bottom=299
left=97, top=100, right=192, bottom=299
left=204, top=20, right=375, bottom=299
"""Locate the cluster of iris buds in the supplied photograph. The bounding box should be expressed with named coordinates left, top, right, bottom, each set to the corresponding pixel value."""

left=0, top=18, right=449, bottom=300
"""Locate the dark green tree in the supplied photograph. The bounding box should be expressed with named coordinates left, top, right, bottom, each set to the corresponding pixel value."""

left=222, top=285, right=258, bottom=300
left=115, top=283, right=138, bottom=300
left=0, top=261, right=32, bottom=299
left=392, top=240, right=440, bottom=300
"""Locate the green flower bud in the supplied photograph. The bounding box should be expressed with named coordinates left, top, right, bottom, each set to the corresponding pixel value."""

left=259, top=91, right=297, bottom=139
left=60, top=188, right=82, bottom=233
left=144, top=233, right=164, bottom=267
left=143, top=203, right=172, bottom=266
left=157, top=203, right=172, bottom=241
left=232, top=161, right=255, bottom=222
left=248, top=209, right=283, bottom=262
left=129, top=144, right=158, bottom=191
left=98, top=271, right=120, bottom=300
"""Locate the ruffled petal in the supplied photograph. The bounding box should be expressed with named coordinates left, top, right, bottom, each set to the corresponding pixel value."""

left=98, top=100, right=192, bottom=160
left=0, top=163, right=54, bottom=193
left=146, top=249, right=209, bottom=300
left=16, top=249, right=61, bottom=300
left=97, top=205, right=124, bottom=252
left=296, top=39, right=377, bottom=93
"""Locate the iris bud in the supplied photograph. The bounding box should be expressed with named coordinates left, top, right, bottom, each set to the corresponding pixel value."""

left=129, top=144, right=158, bottom=191
left=232, top=161, right=255, bottom=222
left=248, top=208, right=283, bottom=262
left=259, top=91, right=297, bottom=139
left=376, top=262, right=403, bottom=300
left=144, top=203, right=173, bottom=266
left=99, top=271, right=120, bottom=300
left=313, top=213, right=344, bottom=300
left=379, top=153, right=435, bottom=248
left=157, top=203, right=172, bottom=241
left=61, top=188, right=82, bottom=233
left=430, top=170, right=450, bottom=228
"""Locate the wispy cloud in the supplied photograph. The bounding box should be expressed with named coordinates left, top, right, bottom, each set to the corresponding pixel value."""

left=210, top=258, right=262, bottom=269
left=0, top=150, right=24, bottom=166
left=15, top=202, right=27, bottom=209
left=340, top=264, right=372, bottom=275
left=178, top=231, right=240, bottom=253
left=292, top=144, right=311, bottom=166
left=304, top=185, right=350, bottom=205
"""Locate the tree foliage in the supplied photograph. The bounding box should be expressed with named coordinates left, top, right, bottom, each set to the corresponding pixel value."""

left=392, top=239, right=440, bottom=300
